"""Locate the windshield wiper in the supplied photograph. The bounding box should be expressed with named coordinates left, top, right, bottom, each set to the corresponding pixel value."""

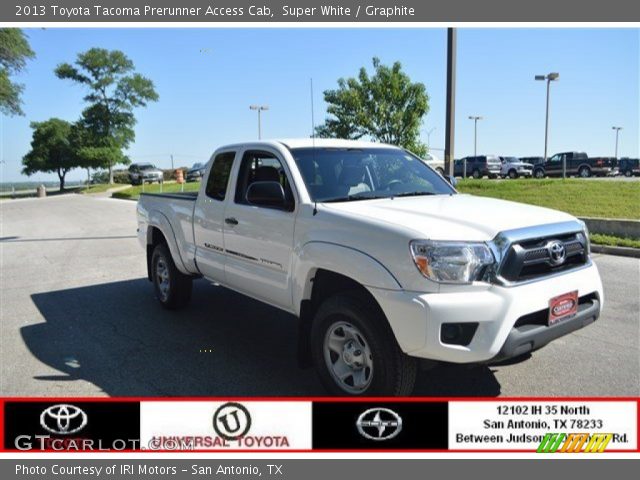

left=323, top=193, right=390, bottom=203
left=392, top=191, right=438, bottom=198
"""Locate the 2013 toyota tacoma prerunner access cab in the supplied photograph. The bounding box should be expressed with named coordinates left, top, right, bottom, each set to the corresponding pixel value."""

left=137, top=139, right=603, bottom=395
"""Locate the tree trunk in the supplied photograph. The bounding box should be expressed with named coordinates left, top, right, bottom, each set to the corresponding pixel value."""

left=58, top=169, right=66, bottom=192
left=108, top=161, right=114, bottom=184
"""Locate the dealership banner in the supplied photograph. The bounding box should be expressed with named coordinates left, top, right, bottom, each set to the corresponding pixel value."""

left=1, top=399, right=637, bottom=452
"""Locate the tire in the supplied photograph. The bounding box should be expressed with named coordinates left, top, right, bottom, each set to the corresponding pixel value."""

left=508, top=169, right=518, bottom=179
left=151, top=243, right=192, bottom=309
left=472, top=169, right=481, bottom=179
left=579, top=166, right=591, bottom=178
left=624, top=170, right=632, bottom=177
left=436, top=167, right=444, bottom=176
left=310, top=292, right=417, bottom=396
left=534, top=168, right=545, bottom=179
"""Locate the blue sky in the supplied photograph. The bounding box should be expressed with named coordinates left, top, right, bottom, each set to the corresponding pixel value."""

left=1, top=28, right=638, bottom=183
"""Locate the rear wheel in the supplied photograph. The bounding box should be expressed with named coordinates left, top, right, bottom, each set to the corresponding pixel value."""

left=624, top=170, right=632, bottom=177
left=534, top=168, right=545, bottom=179
left=311, top=292, right=417, bottom=396
left=472, top=169, right=481, bottom=179
left=436, top=167, right=444, bottom=176
left=151, top=243, right=192, bottom=309
left=579, top=166, right=591, bottom=178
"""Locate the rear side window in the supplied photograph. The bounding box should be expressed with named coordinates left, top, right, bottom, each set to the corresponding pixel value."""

left=205, top=152, right=235, bottom=201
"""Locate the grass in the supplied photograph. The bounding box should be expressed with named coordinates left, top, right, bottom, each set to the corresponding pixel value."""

left=81, top=183, right=127, bottom=194
left=590, top=233, right=640, bottom=249
left=456, top=178, right=640, bottom=220
left=112, top=181, right=200, bottom=200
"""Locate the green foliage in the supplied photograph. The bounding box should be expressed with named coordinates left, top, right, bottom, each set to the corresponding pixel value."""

left=112, top=181, right=200, bottom=201
left=22, top=118, right=78, bottom=191
left=55, top=48, right=158, bottom=182
left=0, top=28, right=35, bottom=116
left=316, top=57, right=429, bottom=156
left=590, top=234, right=640, bottom=249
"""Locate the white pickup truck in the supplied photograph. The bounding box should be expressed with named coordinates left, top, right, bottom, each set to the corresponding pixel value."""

left=137, top=139, right=603, bottom=395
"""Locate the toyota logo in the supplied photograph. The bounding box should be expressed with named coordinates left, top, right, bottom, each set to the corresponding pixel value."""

left=356, top=408, right=403, bottom=441
left=40, top=404, right=88, bottom=435
left=213, top=402, right=251, bottom=441
left=547, top=240, right=566, bottom=266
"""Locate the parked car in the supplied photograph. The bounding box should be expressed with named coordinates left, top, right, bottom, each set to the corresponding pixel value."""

left=137, top=139, right=602, bottom=396
left=186, top=162, right=206, bottom=182
left=454, top=155, right=502, bottom=178
left=422, top=152, right=444, bottom=175
left=532, top=152, right=616, bottom=178
left=618, top=158, right=640, bottom=177
left=499, top=157, right=533, bottom=179
left=129, top=163, right=164, bottom=185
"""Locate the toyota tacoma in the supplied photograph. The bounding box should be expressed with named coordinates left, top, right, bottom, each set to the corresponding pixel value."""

left=137, top=139, right=603, bottom=395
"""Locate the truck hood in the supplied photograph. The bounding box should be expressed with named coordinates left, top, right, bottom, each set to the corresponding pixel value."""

left=322, top=194, right=576, bottom=241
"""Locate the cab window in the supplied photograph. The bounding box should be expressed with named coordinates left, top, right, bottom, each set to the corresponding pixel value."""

left=205, top=152, right=235, bottom=201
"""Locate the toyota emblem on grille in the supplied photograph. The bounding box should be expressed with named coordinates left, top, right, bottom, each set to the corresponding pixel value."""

left=356, top=408, right=403, bottom=441
left=547, top=240, right=566, bottom=266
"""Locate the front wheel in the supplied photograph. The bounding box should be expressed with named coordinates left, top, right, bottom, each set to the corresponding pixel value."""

left=534, top=168, right=545, bottom=179
left=436, top=167, right=444, bottom=176
left=151, top=243, right=193, bottom=309
left=508, top=169, right=518, bottom=179
left=311, top=293, right=417, bottom=396
left=624, top=170, right=632, bottom=177
left=472, top=170, right=481, bottom=179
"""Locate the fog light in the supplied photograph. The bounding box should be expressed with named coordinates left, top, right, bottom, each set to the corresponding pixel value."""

left=440, top=323, right=479, bottom=346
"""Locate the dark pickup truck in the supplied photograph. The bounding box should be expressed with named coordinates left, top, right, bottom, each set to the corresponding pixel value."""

left=532, top=152, right=616, bottom=178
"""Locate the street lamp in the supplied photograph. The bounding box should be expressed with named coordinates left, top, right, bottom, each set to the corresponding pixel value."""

left=535, top=72, right=560, bottom=175
left=467, top=116, right=483, bottom=178
left=612, top=126, right=623, bottom=159
left=249, top=105, right=269, bottom=139
left=425, top=127, right=436, bottom=149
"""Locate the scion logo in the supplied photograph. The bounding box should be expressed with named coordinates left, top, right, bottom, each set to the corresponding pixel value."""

left=547, top=240, right=566, bottom=266
left=40, top=404, right=88, bottom=435
left=213, top=403, right=251, bottom=441
left=356, top=408, right=403, bottom=441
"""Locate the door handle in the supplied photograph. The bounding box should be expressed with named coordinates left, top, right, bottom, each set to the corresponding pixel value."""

left=225, top=217, right=239, bottom=226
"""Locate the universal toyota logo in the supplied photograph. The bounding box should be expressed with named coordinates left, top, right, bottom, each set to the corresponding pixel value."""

left=213, top=402, right=252, bottom=441
left=547, top=240, right=566, bottom=266
left=356, top=408, right=403, bottom=441
left=40, top=404, right=88, bottom=435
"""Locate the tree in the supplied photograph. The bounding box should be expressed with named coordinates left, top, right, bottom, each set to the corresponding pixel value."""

left=22, top=119, right=80, bottom=191
left=55, top=48, right=158, bottom=183
left=316, top=57, right=429, bottom=156
left=0, top=28, right=35, bottom=116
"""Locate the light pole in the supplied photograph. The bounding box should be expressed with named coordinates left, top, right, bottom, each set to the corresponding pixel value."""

left=535, top=72, right=560, bottom=175
left=249, top=105, right=269, bottom=139
left=612, top=126, right=622, bottom=159
left=425, top=127, right=436, bottom=149
left=468, top=116, right=483, bottom=158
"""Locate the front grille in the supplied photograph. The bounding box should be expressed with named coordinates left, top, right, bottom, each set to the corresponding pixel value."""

left=498, top=231, right=588, bottom=283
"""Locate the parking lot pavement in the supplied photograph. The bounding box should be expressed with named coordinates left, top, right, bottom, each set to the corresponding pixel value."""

left=1, top=194, right=638, bottom=397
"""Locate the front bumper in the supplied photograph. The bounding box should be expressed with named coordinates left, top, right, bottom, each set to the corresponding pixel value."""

left=369, top=260, right=603, bottom=363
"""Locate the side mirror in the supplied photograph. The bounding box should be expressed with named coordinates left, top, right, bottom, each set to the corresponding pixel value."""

left=246, top=181, right=288, bottom=209
left=446, top=175, right=458, bottom=188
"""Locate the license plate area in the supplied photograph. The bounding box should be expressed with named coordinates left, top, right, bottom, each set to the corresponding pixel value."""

left=548, top=290, right=579, bottom=326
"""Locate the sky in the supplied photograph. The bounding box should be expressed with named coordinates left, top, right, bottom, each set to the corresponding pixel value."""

left=1, top=27, right=638, bottom=183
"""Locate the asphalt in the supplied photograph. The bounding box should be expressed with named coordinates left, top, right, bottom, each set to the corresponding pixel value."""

left=1, top=194, right=638, bottom=397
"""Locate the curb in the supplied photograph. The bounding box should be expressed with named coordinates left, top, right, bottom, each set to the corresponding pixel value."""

left=591, top=244, right=640, bottom=258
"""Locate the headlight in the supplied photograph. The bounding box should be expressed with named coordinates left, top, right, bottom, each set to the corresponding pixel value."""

left=410, top=240, right=495, bottom=284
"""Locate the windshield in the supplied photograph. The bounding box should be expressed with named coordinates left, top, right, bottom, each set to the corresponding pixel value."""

left=192, top=163, right=204, bottom=169
left=289, top=147, right=456, bottom=203
left=139, top=164, right=156, bottom=170
left=503, top=157, right=519, bottom=163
